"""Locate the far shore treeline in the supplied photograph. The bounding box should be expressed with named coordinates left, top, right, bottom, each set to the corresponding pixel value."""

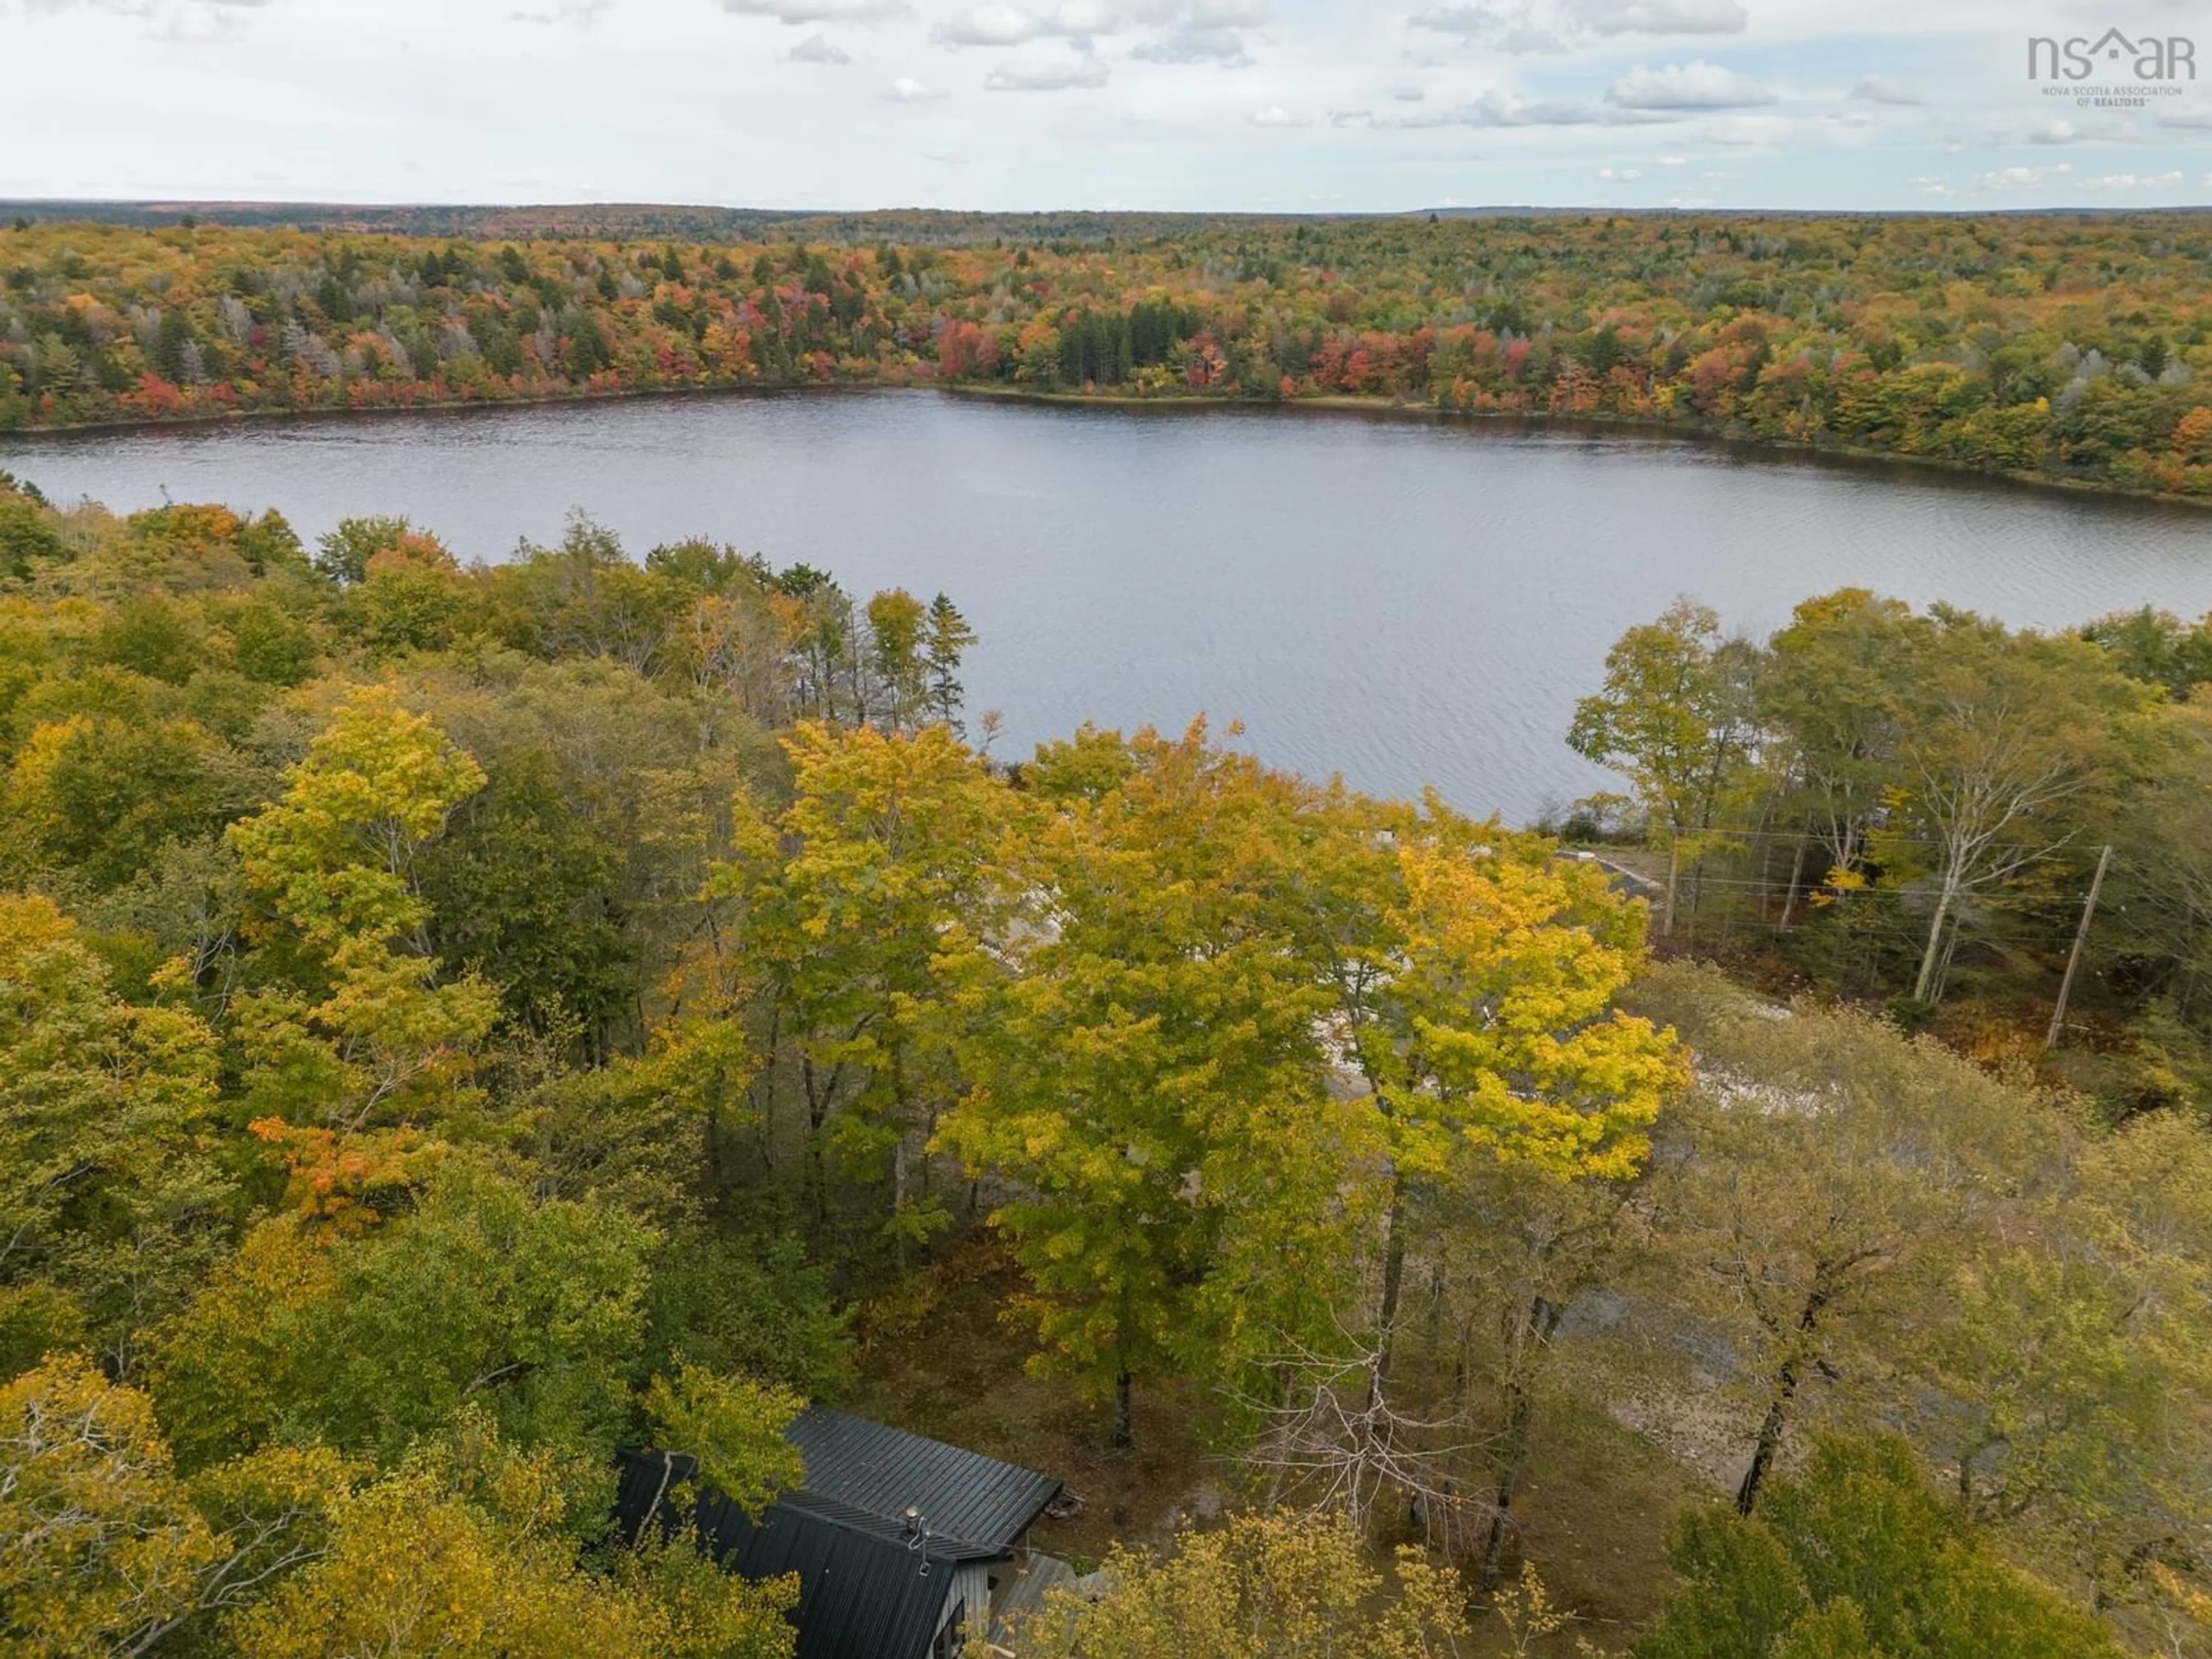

left=6, top=210, right=2212, bottom=499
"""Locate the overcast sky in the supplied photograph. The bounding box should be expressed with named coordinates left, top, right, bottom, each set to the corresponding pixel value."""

left=3, top=0, right=2209, bottom=212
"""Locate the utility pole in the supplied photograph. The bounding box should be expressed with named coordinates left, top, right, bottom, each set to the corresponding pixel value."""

left=2045, top=844, right=2112, bottom=1051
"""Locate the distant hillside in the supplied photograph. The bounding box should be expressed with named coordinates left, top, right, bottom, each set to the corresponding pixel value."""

left=0, top=200, right=1316, bottom=245
left=9, top=200, right=2209, bottom=244
left=6, top=210, right=2211, bottom=503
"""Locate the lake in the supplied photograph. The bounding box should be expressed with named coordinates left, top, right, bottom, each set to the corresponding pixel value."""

left=9, top=390, right=2212, bottom=823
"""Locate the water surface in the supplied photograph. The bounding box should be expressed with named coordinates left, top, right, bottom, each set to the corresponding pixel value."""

left=11, top=392, right=2211, bottom=820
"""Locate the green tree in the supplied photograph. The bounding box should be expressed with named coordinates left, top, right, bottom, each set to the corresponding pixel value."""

left=416, top=748, right=631, bottom=1048
left=863, top=587, right=926, bottom=731
left=639, top=1361, right=804, bottom=1521
left=711, top=721, right=1012, bottom=1244
left=354, top=533, right=474, bottom=656
left=1569, top=599, right=1759, bottom=935
left=1634, top=1436, right=2124, bottom=1659
left=153, top=1155, right=657, bottom=1471
left=923, top=592, right=976, bottom=731
left=1756, top=590, right=1922, bottom=927
left=1881, top=611, right=2145, bottom=1003
left=1628, top=965, right=2066, bottom=1517
left=312, top=516, right=415, bottom=586
left=6, top=711, right=232, bottom=891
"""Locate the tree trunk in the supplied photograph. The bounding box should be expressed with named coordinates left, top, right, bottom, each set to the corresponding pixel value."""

left=1736, top=1279, right=1831, bottom=1516
left=801, top=1056, right=831, bottom=1233
left=1418, top=1262, right=1446, bottom=1424
left=1736, top=1388, right=1793, bottom=1516
left=1480, top=1296, right=1561, bottom=1588
left=891, top=1137, right=910, bottom=1274
left=1912, top=872, right=1960, bottom=1003
left=1777, top=836, right=1809, bottom=933
left=1369, top=1177, right=1410, bottom=1410
left=1112, top=1370, right=1134, bottom=1450
left=1662, top=838, right=1681, bottom=937
left=1934, top=910, right=1963, bottom=1004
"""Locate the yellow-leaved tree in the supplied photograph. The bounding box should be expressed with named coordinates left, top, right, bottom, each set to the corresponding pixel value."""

left=226, top=685, right=500, bottom=1132
left=708, top=721, right=1014, bottom=1245
left=0, top=892, right=229, bottom=1377
left=1294, top=793, right=1680, bottom=1377
left=1, top=1353, right=358, bottom=1659
left=228, top=1430, right=796, bottom=1659
left=1007, top=1509, right=1471, bottom=1659
left=938, top=723, right=1382, bottom=1449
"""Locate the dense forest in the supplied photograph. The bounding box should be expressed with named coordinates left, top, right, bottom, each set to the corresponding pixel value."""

left=7, top=209, right=2212, bottom=497
left=1563, top=590, right=2212, bottom=1115
left=5, top=465, right=2212, bottom=1656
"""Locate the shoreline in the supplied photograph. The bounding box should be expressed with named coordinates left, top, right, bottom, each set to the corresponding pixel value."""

left=8, top=378, right=2212, bottom=516
left=934, top=385, right=2212, bottom=515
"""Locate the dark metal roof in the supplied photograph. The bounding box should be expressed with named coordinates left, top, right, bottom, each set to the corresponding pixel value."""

left=617, top=1450, right=964, bottom=1659
left=613, top=1417, right=1060, bottom=1659
left=786, top=1408, right=1062, bottom=1552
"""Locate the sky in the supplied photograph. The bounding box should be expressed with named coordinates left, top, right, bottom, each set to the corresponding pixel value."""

left=3, top=0, right=2210, bottom=213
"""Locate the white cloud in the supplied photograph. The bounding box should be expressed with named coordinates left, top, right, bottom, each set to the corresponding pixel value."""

left=1247, top=103, right=1310, bottom=126
left=985, top=54, right=1108, bottom=87
left=934, top=0, right=1161, bottom=45
left=1597, top=165, right=1641, bottom=179
left=1453, top=89, right=1609, bottom=126
left=2025, top=118, right=2128, bottom=145
left=1699, top=112, right=1791, bottom=145
left=1132, top=23, right=1252, bottom=63
left=148, top=1, right=251, bottom=40
left=1847, top=75, right=1923, bottom=106
left=1050, top=0, right=1120, bottom=27
left=508, top=0, right=615, bottom=24
left=2080, top=171, right=2184, bottom=191
left=936, top=3, right=1038, bottom=43
left=10, top=0, right=2188, bottom=215
left=41, top=0, right=281, bottom=43
left=722, top=0, right=906, bottom=20
left=1608, top=60, right=1774, bottom=111
left=1408, top=2, right=1499, bottom=29
left=28, top=0, right=282, bottom=13
left=1369, top=106, right=1459, bottom=128
left=1975, top=162, right=2070, bottom=191
left=1410, top=0, right=1744, bottom=52
left=1575, top=0, right=1743, bottom=33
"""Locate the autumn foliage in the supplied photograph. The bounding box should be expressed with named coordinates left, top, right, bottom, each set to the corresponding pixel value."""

left=6, top=210, right=2212, bottom=495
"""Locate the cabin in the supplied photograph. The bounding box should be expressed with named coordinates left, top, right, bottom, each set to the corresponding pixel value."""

left=617, top=1407, right=1070, bottom=1659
